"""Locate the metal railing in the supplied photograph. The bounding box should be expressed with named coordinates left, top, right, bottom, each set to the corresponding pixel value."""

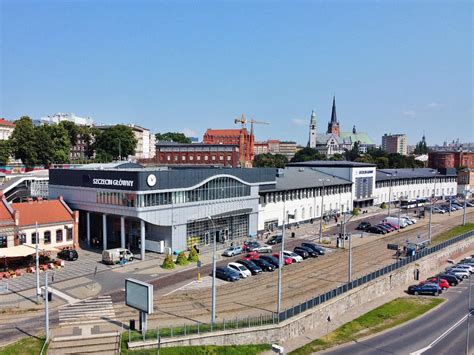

left=127, top=230, right=474, bottom=344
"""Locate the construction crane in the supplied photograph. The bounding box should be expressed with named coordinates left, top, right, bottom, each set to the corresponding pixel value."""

left=234, top=114, right=269, bottom=135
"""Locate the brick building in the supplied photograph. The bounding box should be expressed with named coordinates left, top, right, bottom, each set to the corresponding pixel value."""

left=382, top=133, right=408, bottom=155
left=155, top=142, right=240, bottom=167
left=428, top=151, right=474, bottom=169
left=203, top=128, right=254, bottom=167
left=254, top=142, right=269, bottom=155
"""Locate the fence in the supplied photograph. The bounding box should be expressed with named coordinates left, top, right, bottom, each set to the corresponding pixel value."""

left=128, top=230, right=474, bottom=344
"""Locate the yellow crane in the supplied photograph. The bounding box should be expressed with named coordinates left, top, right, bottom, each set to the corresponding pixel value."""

left=234, top=114, right=269, bottom=135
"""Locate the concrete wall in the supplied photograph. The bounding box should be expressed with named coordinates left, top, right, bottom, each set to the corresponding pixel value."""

left=128, top=235, right=474, bottom=350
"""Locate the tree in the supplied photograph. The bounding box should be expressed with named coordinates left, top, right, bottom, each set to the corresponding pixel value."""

left=59, top=121, right=80, bottom=146
left=344, top=142, right=361, bottom=161
left=413, top=139, right=428, bottom=155
left=0, top=141, right=11, bottom=165
left=156, top=132, right=191, bottom=144
left=290, top=147, right=326, bottom=162
left=10, top=116, right=38, bottom=167
left=93, top=125, right=137, bottom=161
left=34, top=124, right=71, bottom=165
left=375, top=157, right=389, bottom=169
left=253, top=153, right=288, bottom=168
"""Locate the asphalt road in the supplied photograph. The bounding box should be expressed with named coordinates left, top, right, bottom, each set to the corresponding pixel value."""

left=322, top=279, right=474, bottom=355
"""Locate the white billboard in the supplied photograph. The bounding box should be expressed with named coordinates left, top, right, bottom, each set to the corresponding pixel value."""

left=125, top=278, right=154, bottom=314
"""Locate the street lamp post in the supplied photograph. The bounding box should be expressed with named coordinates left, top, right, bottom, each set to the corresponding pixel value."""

left=318, top=178, right=330, bottom=243
left=429, top=172, right=438, bottom=243
left=398, top=196, right=402, bottom=233
left=207, top=216, right=217, bottom=325
left=45, top=271, right=49, bottom=342
left=388, top=173, right=396, bottom=216
left=35, top=222, right=40, bottom=305
left=466, top=274, right=471, bottom=354
left=277, top=199, right=286, bottom=318
left=463, top=192, right=469, bottom=226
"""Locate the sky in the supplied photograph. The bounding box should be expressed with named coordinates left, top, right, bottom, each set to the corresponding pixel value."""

left=1, top=0, right=472, bottom=147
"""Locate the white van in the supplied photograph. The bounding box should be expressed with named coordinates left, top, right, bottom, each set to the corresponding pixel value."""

left=383, top=216, right=408, bottom=229
left=102, top=248, right=134, bottom=265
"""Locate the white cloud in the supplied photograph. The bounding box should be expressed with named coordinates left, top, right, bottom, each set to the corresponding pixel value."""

left=427, top=102, right=443, bottom=108
left=182, top=128, right=198, bottom=137
left=292, top=118, right=307, bottom=126
left=402, top=110, right=416, bottom=117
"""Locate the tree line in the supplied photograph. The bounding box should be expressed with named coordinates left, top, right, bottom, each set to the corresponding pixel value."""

left=1, top=116, right=138, bottom=167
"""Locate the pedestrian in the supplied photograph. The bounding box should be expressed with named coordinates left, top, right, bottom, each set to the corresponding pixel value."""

left=52, top=272, right=55, bottom=283
left=94, top=265, right=98, bottom=277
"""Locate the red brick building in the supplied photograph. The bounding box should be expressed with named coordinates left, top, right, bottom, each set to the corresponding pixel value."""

left=203, top=128, right=254, bottom=167
left=155, top=142, right=240, bottom=167
left=428, top=151, right=474, bottom=169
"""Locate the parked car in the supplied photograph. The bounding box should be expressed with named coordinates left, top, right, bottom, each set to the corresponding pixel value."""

left=227, top=262, right=252, bottom=278
left=422, top=278, right=450, bottom=290
left=259, top=255, right=280, bottom=268
left=222, top=246, right=243, bottom=257
left=383, top=216, right=407, bottom=229
left=241, top=251, right=260, bottom=261
left=455, top=264, right=474, bottom=274
left=378, top=223, right=395, bottom=232
left=407, top=283, right=442, bottom=296
left=252, top=258, right=276, bottom=272
left=384, top=221, right=399, bottom=230
left=272, top=253, right=293, bottom=265
left=236, top=259, right=262, bottom=275
left=215, top=266, right=240, bottom=282
left=102, top=248, right=134, bottom=265
left=446, top=268, right=470, bottom=279
left=300, top=242, right=325, bottom=255
left=243, top=241, right=261, bottom=252
left=295, top=245, right=318, bottom=257
left=401, top=216, right=417, bottom=224
left=267, top=234, right=283, bottom=245
left=283, top=251, right=303, bottom=263
left=436, top=273, right=459, bottom=286
left=432, top=207, right=446, bottom=214
left=460, top=258, right=474, bottom=266
left=293, top=247, right=310, bottom=259
left=443, top=271, right=464, bottom=282
left=367, top=226, right=387, bottom=234
left=465, top=201, right=474, bottom=207
left=57, top=249, right=79, bottom=261
left=356, top=221, right=371, bottom=231
left=254, top=245, right=273, bottom=253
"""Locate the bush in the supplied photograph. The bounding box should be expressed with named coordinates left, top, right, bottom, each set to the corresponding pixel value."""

left=162, top=254, right=175, bottom=269
left=188, top=246, right=199, bottom=262
left=380, top=202, right=387, bottom=209
left=352, top=208, right=361, bottom=216
left=176, top=251, right=189, bottom=266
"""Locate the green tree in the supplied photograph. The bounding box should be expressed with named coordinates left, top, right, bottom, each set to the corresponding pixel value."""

left=10, top=116, right=38, bottom=167
left=94, top=125, right=138, bottom=160
left=253, top=153, right=288, bottom=168
left=34, top=124, right=71, bottom=165
left=59, top=120, right=80, bottom=146
left=156, top=132, right=191, bottom=144
left=344, top=142, right=361, bottom=161
left=355, top=154, right=374, bottom=164
left=290, top=147, right=327, bottom=162
left=0, top=141, right=12, bottom=165
left=375, top=157, right=389, bottom=169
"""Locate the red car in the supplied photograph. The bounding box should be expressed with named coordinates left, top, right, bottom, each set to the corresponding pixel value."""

left=384, top=222, right=399, bottom=230
left=272, top=253, right=293, bottom=265
left=423, top=278, right=450, bottom=290
left=241, top=251, right=260, bottom=260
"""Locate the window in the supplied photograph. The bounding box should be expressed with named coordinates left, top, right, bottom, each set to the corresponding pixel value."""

left=18, top=234, right=26, bottom=245
left=167, top=155, right=171, bottom=161
left=56, top=230, right=63, bottom=243
left=204, top=155, right=209, bottom=161
left=182, top=155, right=186, bottom=161
left=44, top=231, right=51, bottom=244
left=66, top=228, right=73, bottom=241
left=0, top=235, right=6, bottom=248
left=197, top=155, right=201, bottom=161
left=31, top=232, right=38, bottom=244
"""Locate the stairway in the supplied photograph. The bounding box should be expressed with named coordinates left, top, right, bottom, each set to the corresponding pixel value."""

left=47, top=332, right=120, bottom=355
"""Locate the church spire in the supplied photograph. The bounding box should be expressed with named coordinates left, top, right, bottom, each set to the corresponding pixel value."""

left=331, top=96, right=338, bottom=123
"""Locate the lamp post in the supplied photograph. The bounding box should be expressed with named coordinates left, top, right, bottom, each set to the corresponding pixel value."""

left=388, top=172, right=397, bottom=216
left=466, top=274, right=471, bottom=355
left=276, top=198, right=287, bottom=318
left=398, top=196, right=402, bottom=233
left=318, top=178, right=330, bottom=243
left=463, top=191, right=470, bottom=226
left=207, top=216, right=217, bottom=325
left=35, top=222, right=40, bottom=305
left=45, top=271, right=49, bottom=342
left=429, top=171, right=438, bottom=243
left=116, top=138, right=122, bottom=161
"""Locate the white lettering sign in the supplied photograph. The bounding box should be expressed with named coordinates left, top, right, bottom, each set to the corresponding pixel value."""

left=92, top=178, right=135, bottom=187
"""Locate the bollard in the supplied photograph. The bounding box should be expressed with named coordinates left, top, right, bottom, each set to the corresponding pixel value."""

left=223, top=318, right=226, bottom=331
left=184, top=323, right=186, bottom=336
left=197, top=321, right=200, bottom=335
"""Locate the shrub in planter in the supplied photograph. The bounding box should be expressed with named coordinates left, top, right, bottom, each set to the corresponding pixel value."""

left=176, top=251, right=189, bottom=266
left=352, top=208, right=361, bottom=216
left=380, top=202, right=387, bottom=209
left=162, top=254, right=175, bottom=269
left=187, top=246, right=199, bottom=262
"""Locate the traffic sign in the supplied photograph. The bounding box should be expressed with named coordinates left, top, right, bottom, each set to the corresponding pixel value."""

left=197, top=261, right=202, bottom=268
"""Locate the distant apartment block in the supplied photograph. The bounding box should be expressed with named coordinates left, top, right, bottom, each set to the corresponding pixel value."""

left=39, top=112, right=93, bottom=126
left=254, top=141, right=269, bottom=155
left=254, top=139, right=297, bottom=160
left=382, top=133, right=408, bottom=155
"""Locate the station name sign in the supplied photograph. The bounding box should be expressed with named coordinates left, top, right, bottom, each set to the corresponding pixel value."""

left=357, top=170, right=373, bottom=175
left=92, top=178, right=135, bottom=187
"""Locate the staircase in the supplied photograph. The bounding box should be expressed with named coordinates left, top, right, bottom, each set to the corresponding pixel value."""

left=47, top=331, right=120, bottom=355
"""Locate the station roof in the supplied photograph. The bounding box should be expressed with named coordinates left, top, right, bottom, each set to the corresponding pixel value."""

left=288, top=160, right=376, bottom=168
left=376, top=168, right=457, bottom=182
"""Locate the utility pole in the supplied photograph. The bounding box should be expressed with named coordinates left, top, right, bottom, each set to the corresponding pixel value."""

left=388, top=173, right=396, bottom=216
left=466, top=275, right=471, bottom=355
left=318, top=178, right=329, bottom=243
left=429, top=197, right=433, bottom=243
left=345, top=211, right=352, bottom=283
left=398, top=197, right=401, bottom=233
left=449, top=198, right=452, bottom=216
left=35, top=222, right=40, bottom=305
left=463, top=193, right=468, bottom=226
left=208, top=216, right=217, bottom=325
left=45, top=271, right=49, bottom=342
left=277, top=199, right=286, bottom=319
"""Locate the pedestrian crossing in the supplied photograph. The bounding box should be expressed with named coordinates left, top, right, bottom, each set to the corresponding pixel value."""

left=58, top=295, right=116, bottom=326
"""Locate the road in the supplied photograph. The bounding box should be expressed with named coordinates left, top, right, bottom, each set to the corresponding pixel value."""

left=322, top=279, right=473, bottom=355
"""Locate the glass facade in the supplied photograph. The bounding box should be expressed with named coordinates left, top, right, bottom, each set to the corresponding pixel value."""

left=186, top=214, right=249, bottom=248
left=97, top=191, right=137, bottom=207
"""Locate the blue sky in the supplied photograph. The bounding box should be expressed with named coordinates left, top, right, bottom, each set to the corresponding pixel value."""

left=1, top=0, right=472, bottom=146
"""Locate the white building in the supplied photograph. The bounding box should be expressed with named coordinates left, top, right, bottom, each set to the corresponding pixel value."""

left=126, top=124, right=156, bottom=160
left=39, top=112, right=93, bottom=126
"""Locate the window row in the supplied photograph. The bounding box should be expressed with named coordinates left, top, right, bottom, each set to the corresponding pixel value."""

left=261, top=185, right=351, bottom=204
left=376, top=177, right=456, bottom=188
left=162, top=154, right=233, bottom=162
left=0, top=229, right=73, bottom=248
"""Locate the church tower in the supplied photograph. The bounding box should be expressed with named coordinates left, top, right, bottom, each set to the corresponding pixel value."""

left=327, top=96, right=340, bottom=136
left=308, top=110, right=317, bottom=148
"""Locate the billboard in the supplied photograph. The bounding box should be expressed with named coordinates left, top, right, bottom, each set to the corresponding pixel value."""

left=125, top=278, right=154, bottom=314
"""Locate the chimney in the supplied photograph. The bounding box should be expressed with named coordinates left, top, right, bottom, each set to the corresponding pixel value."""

left=14, top=210, right=19, bottom=226
left=37, top=197, right=43, bottom=203
left=27, top=198, right=33, bottom=204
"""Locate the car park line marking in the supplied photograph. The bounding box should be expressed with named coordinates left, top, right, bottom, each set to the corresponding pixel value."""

left=410, top=311, right=471, bottom=354
left=163, top=281, right=196, bottom=297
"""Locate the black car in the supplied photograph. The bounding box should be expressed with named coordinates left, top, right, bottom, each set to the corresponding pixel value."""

left=267, top=235, right=283, bottom=245
left=259, top=255, right=280, bottom=268
left=301, top=242, right=325, bottom=255
left=356, top=221, right=371, bottom=231
left=443, top=271, right=464, bottom=281
left=296, top=245, right=318, bottom=257
left=407, top=283, right=442, bottom=296
left=252, top=258, right=276, bottom=272
left=57, top=249, right=79, bottom=261
left=237, top=259, right=262, bottom=275
left=215, top=266, right=240, bottom=282
left=367, top=226, right=386, bottom=234
left=434, top=273, right=459, bottom=286
left=293, top=247, right=309, bottom=259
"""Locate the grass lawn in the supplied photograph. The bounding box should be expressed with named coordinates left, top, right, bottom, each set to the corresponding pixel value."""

left=290, top=297, right=444, bottom=355
left=121, top=343, right=271, bottom=354
left=0, top=336, right=46, bottom=355
left=431, top=223, right=474, bottom=245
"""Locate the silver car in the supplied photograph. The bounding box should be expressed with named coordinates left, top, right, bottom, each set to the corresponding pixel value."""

left=222, top=246, right=243, bottom=257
